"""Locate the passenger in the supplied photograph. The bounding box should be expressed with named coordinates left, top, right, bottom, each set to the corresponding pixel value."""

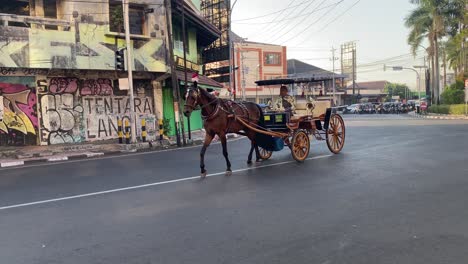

left=275, top=85, right=296, bottom=114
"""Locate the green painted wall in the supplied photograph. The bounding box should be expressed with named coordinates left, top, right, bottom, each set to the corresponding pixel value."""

left=173, top=26, right=198, bottom=63
left=162, top=86, right=203, bottom=136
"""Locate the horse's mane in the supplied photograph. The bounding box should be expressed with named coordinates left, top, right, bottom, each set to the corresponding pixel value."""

left=198, top=86, right=217, bottom=101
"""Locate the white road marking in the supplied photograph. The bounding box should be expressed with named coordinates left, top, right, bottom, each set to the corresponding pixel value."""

left=0, top=154, right=332, bottom=211
left=0, top=137, right=246, bottom=171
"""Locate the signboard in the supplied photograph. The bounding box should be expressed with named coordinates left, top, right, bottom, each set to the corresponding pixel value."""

left=176, top=56, right=200, bottom=72
left=119, top=78, right=129, bottom=90
left=420, top=101, right=427, bottom=111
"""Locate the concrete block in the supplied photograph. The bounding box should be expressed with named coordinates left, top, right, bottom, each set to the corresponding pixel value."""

left=86, top=152, right=104, bottom=158
left=47, top=156, right=69, bottom=162
left=1, top=160, right=25, bottom=167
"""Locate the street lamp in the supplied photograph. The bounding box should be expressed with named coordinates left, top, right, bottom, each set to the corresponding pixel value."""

left=413, top=65, right=428, bottom=101
left=384, top=65, right=420, bottom=102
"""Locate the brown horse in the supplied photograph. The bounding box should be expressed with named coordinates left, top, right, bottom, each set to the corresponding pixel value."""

left=183, top=82, right=263, bottom=178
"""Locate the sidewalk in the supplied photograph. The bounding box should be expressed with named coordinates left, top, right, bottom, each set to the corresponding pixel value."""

left=409, top=111, right=468, bottom=120
left=0, top=130, right=240, bottom=168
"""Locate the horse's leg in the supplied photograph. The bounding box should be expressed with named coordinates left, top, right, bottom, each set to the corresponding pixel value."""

left=200, top=133, right=214, bottom=178
left=219, top=133, right=232, bottom=176
left=246, top=130, right=259, bottom=164
left=254, top=142, right=262, bottom=162
left=247, top=141, right=255, bottom=165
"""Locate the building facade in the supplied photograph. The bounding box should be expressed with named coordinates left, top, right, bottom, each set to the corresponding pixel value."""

left=162, top=0, right=221, bottom=136
left=0, top=0, right=220, bottom=145
left=0, top=0, right=170, bottom=146
left=219, top=40, right=287, bottom=104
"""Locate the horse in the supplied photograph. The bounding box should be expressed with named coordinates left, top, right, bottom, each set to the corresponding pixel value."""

left=183, top=82, right=263, bottom=178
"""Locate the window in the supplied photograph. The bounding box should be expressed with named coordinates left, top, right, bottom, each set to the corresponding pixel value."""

left=264, top=53, right=281, bottom=66
left=0, top=1, right=29, bottom=15
left=173, top=26, right=190, bottom=54
left=0, top=0, right=30, bottom=27
left=109, top=2, right=144, bottom=35
left=44, top=0, right=57, bottom=30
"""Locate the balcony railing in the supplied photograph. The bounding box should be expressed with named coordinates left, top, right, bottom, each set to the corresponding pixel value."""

left=0, top=13, right=70, bottom=29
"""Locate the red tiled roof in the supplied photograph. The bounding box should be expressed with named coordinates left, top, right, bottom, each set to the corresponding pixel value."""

left=176, top=70, right=223, bottom=88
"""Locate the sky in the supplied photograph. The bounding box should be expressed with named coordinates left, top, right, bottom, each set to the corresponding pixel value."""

left=231, top=0, right=430, bottom=91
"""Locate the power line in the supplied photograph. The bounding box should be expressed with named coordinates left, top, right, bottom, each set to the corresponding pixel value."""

left=251, top=0, right=299, bottom=39
left=232, top=0, right=309, bottom=22
left=263, top=0, right=319, bottom=42
left=280, top=0, right=345, bottom=45
left=316, top=0, right=362, bottom=33
left=289, top=0, right=360, bottom=46
left=267, top=0, right=326, bottom=43
left=235, top=1, right=342, bottom=25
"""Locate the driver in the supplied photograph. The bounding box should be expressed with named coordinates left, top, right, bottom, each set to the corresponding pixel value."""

left=275, top=85, right=296, bottom=114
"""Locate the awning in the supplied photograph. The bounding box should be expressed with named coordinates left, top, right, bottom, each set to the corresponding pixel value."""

left=176, top=70, right=223, bottom=90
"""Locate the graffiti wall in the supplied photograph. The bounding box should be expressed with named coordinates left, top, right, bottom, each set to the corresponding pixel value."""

left=0, top=76, right=156, bottom=146
left=83, top=95, right=154, bottom=141
left=38, top=77, right=156, bottom=145
left=39, top=77, right=85, bottom=144
left=0, top=77, right=38, bottom=146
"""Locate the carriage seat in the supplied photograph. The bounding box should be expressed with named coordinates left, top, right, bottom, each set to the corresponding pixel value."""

left=290, top=100, right=331, bottom=120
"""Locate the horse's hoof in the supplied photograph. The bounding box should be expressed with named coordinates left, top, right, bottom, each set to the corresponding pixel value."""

left=247, top=160, right=253, bottom=165
left=201, top=172, right=207, bottom=178
left=225, top=170, right=232, bottom=176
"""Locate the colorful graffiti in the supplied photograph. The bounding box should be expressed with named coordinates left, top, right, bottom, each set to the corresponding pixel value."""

left=0, top=79, right=38, bottom=145
left=81, top=79, right=114, bottom=96
left=49, top=78, right=79, bottom=94
left=0, top=76, right=156, bottom=145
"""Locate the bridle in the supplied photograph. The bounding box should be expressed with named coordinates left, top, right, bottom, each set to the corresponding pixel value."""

left=184, top=86, right=220, bottom=120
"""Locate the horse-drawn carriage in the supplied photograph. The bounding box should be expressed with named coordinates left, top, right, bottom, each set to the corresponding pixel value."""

left=237, top=78, right=346, bottom=162
left=183, top=77, right=346, bottom=177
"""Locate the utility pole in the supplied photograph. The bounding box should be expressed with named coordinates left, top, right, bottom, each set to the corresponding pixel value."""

left=241, top=48, right=246, bottom=101
left=180, top=0, right=189, bottom=144
left=352, top=48, right=356, bottom=100
left=331, top=46, right=338, bottom=106
left=232, top=45, right=237, bottom=100
left=122, top=0, right=136, bottom=143
left=164, top=0, right=182, bottom=146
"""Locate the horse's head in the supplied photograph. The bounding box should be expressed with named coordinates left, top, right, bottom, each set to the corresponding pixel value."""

left=183, top=82, right=199, bottom=117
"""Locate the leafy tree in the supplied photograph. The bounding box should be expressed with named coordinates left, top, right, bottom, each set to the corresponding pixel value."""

left=384, top=83, right=411, bottom=101
left=405, top=0, right=465, bottom=104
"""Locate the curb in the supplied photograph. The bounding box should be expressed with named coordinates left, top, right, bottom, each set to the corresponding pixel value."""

left=0, top=138, right=209, bottom=169
left=409, top=112, right=468, bottom=120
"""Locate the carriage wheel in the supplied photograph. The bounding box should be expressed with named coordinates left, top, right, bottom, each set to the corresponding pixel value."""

left=326, top=114, right=346, bottom=154
left=291, top=130, right=310, bottom=162
left=258, top=147, right=273, bottom=160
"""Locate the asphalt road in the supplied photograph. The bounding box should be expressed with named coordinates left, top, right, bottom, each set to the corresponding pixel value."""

left=1, top=114, right=468, bottom=264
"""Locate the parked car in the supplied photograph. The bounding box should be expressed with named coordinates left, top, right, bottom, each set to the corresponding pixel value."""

left=335, top=105, right=348, bottom=114
left=345, top=104, right=360, bottom=114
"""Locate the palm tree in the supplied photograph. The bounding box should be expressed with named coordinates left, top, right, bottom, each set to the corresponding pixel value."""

left=405, top=0, right=465, bottom=104
left=405, top=4, right=437, bottom=103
